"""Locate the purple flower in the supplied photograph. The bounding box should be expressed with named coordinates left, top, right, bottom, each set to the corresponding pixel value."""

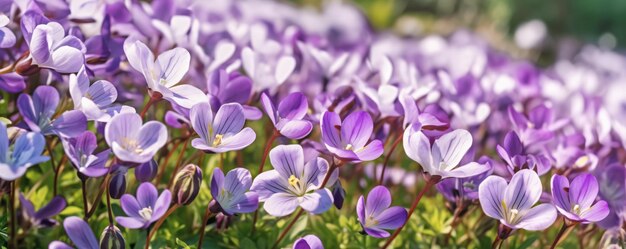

left=69, top=66, right=119, bottom=122
left=18, top=86, right=87, bottom=138
left=116, top=182, right=172, bottom=229
left=210, top=167, right=259, bottom=215
left=508, top=105, right=566, bottom=147
left=551, top=174, right=610, bottom=223
left=0, top=123, right=49, bottom=181
left=28, top=22, right=85, bottom=73
left=496, top=131, right=551, bottom=176
left=49, top=217, right=98, bottom=249
left=320, top=111, right=383, bottom=162
left=436, top=156, right=493, bottom=202
left=403, top=128, right=490, bottom=178
left=0, top=14, right=16, bottom=48
left=251, top=144, right=335, bottom=217
left=207, top=69, right=262, bottom=120
left=293, top=235, right=324, bottom=249
left=597, top=165, right=626, bottom=229
left=261, top=92, right=313, bottom=139
left=189, top=102, right=256, bottom=153
left=20, top=194, right=66, bottom=228
left=104, top=112, right=168, bottom=164
left=0, top=73, right=26, bottom=93
left=135, top=159, right=158, bottom=183
left=123, top=37, right=205, bottom=108
left=356, top=185, right=407, bottom=238
left=478, top=169, right=557, bottom=231
left=398, top=90, right=448, bottom=130
left=61, top=131, right=110, bottom=178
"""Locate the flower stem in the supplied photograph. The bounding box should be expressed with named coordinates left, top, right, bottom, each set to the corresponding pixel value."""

left=145, top=204, right=179, bottom=249
left=105, top=174, right=114, bottom=226
left=271, top=208, right=305, bottom=249
left=382, top=176, right=440, bottom=249
left=9, top=181, right=16, bottom=249
left=320, top=160, right=340, bottom=188
left=197, top=203, right=214, bottom=249
left=491, top=236, right=503, bottom=249
left=167, top=138, right=190, bottom=188
left=139, top=92, right=162, bottom=119
left=550, top=220, right=574, bottom=249
left=81, top=178, right=90, bottom=221
left=378, top=131, right=403, bottom=184
left=53, top=156, right=67, bottom=196
left=155, top=139, right=182, bottom=184
left=257, top=130, right=279, bottom=174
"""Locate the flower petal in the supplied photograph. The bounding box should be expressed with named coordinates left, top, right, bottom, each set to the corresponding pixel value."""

left=279, top=120, right=312, bottom=140
left=365, top=186, right=392, bottom=217
left=478, top=175, right=507, bottom=220
left=300, top=188, right=333, bottom=214
left=269, top=144, right=305, bottom=179
left=136, top=182, right=158, bottom=208
left=320, top=111, right=342, bottom=148
left=374, top=206, right=407, bottom=230
left=156, top=47, right=190, bottom=87
left=433, top=129, right=473, bottom=170
left=515, top=203, right=557, bottom=231
left=504, top=169, right=542, bottom=211
left=550, top=174, right=571, bottom=212
left=340, top=111, right=373, bottom=148
left=213, top=103, right=245, bottom=135
left=63, top=216, right=98, bottom=249
left=277, top=92, right=308, bottom=121
left=263, top=192, right=300, bottom=217
left=569, top=173, right=599, bottom=210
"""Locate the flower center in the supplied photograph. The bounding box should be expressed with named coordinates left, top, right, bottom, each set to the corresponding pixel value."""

left=213, top=134, right=223, bottom=147
left=121, top=137, right=143, bottom=153
left=501, top=200, right=521, bottom=224
left=574, top=156, right=589, bottom=168
left=527, top=121, right=535, bottom=128
left=288, top=175, right=300, bottom=187
left=365, top=216, right=378, bottom=227
left=572, top=204, right=581, bottom=215
left=139, top=206, right=153, bottom=221
left=345, top=144, right=353, bottom=150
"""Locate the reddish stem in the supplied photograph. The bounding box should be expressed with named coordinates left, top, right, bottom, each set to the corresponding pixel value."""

left=378, top=131, right=404, bottom=184
left=382, top=176, right=440, bottom=249
left=271, top=209, right=305, bottom=249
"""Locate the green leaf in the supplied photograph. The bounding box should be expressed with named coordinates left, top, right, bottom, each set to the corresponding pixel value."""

left=176, top=238, right=192, bottom=249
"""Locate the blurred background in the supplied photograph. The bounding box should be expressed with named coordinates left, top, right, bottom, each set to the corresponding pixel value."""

left=292, top=0, right=626, bottom=66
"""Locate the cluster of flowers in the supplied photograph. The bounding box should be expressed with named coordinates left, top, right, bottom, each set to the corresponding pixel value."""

left=0, top=0, right=625, bottom=248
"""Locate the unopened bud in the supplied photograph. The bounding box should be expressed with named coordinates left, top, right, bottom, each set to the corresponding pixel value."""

left=135, top=159, right=158, bottom=183
left=170, top=164, right=202, bottom=205
left=15, top=52, right=40, bottom=76
left=100, top=225, right=125, bottom=249
left=109, top=166, right=128, bottom=199
left=332, top=181, right=346, bottom=209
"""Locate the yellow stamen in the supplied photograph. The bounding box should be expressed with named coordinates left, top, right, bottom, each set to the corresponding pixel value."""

left=345, top=144, right=353, bottom=150
left=288, top=175, right=300, bottom=187
left=138, top=206, right=153, bottom=221
left=573, top=204, right=581, bottom=215
left=574, top=156, right=589, bottom=167
left=213, top=134, right=223, bottom=147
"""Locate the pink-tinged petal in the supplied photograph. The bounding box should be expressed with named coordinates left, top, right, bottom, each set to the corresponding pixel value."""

left=280, top=120, right=312, bottom=140
left=190, top=102, right=213, bottom=143
left=120, top=194, right=141, bottom=218
left=550, top=174, right=571, bottom=212
left=580, top=200, right=610, bottom=223
left=320, top=111, right=342, bottom=148
left=278, top=92, right=308, bottom=121
left=48, top=46, right=85, bottom=73
left=250, top=170, right=290, bottom=201
left=86, top=80, right=117, bottom=107
left=275, top=56, right=295, bottom=84
left=156, top=47, right=190, bottom=87
left=504, top=169, right=542, bottom=211
left=478, top=175, right=507, bottom=220
left=340, top=111, right=373, bottom=149
left=51, top=110, right=87, bottom=138
left=105, top=112, right=141, bottom=145
left=300, top=188, right=333, bottom=214
left=515, top=203, right=557, bottom=231
left=355, top=140, right=384, bottom=162
left=63, top=217, right=98, bottom=249
left=363, top=227, right=390, bottom=238
left=213, top=103, right=245, bottom=135
left=151, top=190, right=172, bottom=221
left=163, top=84, right=206, bottom=109
left=260, top=93, right=278, bottom=124
left=269, top=144, right=305, bottom=179
left=365, top=186, right=392, bottom=217
left=433, top=129, right=473, bottom=170
left=374, top=206, right=407, bottom=230
left=569, top=173, right=599, bottom=210
left=357, top=196, right=365, bottom=224
left=136, top=182, right=158, bottom=208
left=444, top=162, right=491, bottom=179
left=263, top=193, right=300, bottom=217
left=115, top=216, right=145, bottom=229
left=403, top=128, right=433, bottom=171
left=211, top=168, right=224, bottom=200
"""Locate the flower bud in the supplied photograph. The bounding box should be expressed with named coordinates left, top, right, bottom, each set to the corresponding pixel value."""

left=15, top=52, right=40, bottom=76
left=600, top=228, right=626, bottom=249
left=100, top=225, right=126, bottom=249
left=135, top=159, right=158, bottom=183
left=170, top=164, right=202, bottom=205
left=109, top=166, right=128, bottom=199
left=331, top=181, right=345, bottom=209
